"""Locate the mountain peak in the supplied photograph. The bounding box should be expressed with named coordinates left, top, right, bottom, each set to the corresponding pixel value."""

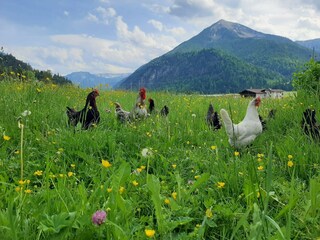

left=207, top=19, right=264, bottom=39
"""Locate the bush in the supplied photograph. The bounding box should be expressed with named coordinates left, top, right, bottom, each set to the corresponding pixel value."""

left=292, top=59, right=320, bottom=96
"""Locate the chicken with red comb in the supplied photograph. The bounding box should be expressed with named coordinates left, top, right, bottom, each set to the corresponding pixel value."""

left=130, top=87, right=148, bottom=120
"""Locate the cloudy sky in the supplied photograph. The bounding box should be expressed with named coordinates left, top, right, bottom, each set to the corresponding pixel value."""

left=1, top=0, right=320, bottom=75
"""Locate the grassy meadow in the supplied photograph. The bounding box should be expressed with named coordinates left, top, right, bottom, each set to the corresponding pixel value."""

left=0, top=79, right=320, bottom=239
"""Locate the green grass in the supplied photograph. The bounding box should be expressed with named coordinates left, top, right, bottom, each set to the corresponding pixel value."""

left=0, top=79, right=320, bottom=239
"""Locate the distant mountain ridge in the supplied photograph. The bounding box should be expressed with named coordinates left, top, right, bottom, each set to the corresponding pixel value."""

left=65, top=71, right=129, bottom=88
left=118, top=19, right=314, bottom=93
left=296, top=38, right=320, bottom=55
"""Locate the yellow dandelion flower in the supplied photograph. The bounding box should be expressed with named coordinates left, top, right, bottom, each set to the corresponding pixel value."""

left=107, top=188, right=112, bottom=193
left=145, top=229, right=156, bottom=238
left=257, top=153, right=264, bottom=158
left=3, top=135, right=10, bottom=141
left=257, top=191, right=260, bottom=198
left=14, top=150, right=20, bottom=154
left=210, top=145, right=217, bottom=150
left=132, top=180, right=139, bottom=187
left=19, top=180, right=25, bottom=185
left=119, top=186, right=125, bottom=194
left=217, top=182, right=225, bottom=189
left=70, top=164, right=76, bottom=168
left=15, top=187, right=22, bottom=192
left=171, top=192, right=177, bottom=200
left=206, top=208, right=213, bottom=218
left=287, top=160, right=294, bottom=168
left=172, top=164, right=177, bottom=169
left=140, top=165, right=146, bottom=170
left=34, top=170, right=43, bottom=176
left=102, top=160, right=112, bottom=168
left=36, top=88, right=41, bottom=93
left=59, top=174, right=65, bottom=178
left=288, top=155, right=293, bottom=159
left=24, top=189, right=32, bottom=194
left=137, top=168, right=142, bottom=173
left=67, top=172, right=74, bottom=177
left=234, top=151, right=240, bottom=157
left=194, top=175, right=200, bottom=180
left=164, top=198, right=170, bottom=204
left=257, top=166, right=264, bottom=171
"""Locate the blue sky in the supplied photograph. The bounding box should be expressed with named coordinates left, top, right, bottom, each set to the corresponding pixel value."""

left=1, top=0, right=320, bottom=75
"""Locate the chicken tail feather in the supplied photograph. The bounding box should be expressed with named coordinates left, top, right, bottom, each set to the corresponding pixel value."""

left=220, top=109, right=234, bottom=137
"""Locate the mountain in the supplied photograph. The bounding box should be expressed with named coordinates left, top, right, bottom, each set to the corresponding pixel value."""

left=119, top=48, right=283, bottom=93
left=118, top=19, right=313, bottom=93
left=296, top=38, right=320, bottom=56
left=65, top=72, right=129, bottom=88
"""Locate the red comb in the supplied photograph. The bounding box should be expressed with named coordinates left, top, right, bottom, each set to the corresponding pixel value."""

left=139, top=88, right=146, bottom=100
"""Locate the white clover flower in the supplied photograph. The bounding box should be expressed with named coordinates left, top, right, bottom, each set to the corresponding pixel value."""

left=21, top=110, right=31, bottom=117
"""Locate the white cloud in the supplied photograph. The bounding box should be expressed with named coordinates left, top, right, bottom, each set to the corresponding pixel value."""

left=148, top=19, right=164, bottom=31
left=86, top=13, right=99, bottom=23
left=168, top=0, right=216, bottom=18
left=5, top=46, right=85, bottom=74
left=96, top=6, right=116, bottom=18
left=116, top=16, right=157, bottom=48
left=86, top=7, right=117, bottom=25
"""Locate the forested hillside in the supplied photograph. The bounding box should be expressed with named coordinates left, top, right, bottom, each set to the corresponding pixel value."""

left=122, top=48, right=284, bottom=93
left=0, top=50, right=72, bottom=85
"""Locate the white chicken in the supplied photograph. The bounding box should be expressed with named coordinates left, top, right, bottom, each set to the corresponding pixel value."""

left=220, top=97, right=262, bottom=148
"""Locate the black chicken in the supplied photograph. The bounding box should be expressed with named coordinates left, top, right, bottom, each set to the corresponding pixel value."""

left=148, top=98, right=169, bottom=116
left=148, top=98, right=155, bottom=114
left=259, top=109, right=276, bottom=131
left=160, top=105, right=169, bottom=116
left=301, top=108, right=320, bottom=140
left=66, top=89, right=100, bottom=130
left=206, top=103, right=221, bottom=130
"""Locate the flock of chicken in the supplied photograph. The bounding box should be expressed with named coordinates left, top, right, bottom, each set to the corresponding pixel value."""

left=66, top=89, right=320, bottom=148
left=66, top=88, right=169, bottom=128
